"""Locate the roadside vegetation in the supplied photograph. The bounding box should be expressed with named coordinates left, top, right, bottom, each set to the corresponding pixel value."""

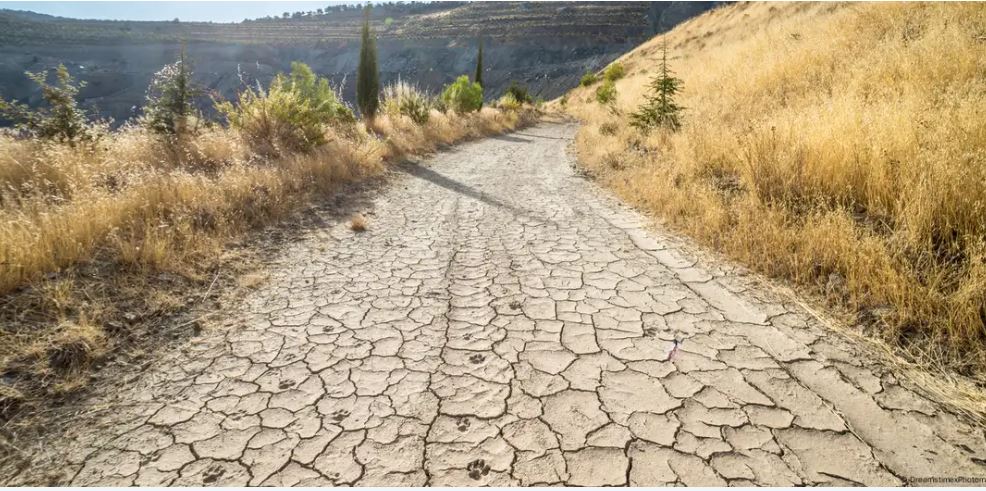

left=0, top=6, right=538, bottom=408
left=560, top=2, right=986, bottom=378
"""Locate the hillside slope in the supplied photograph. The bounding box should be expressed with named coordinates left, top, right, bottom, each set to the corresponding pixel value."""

left=561, top=2, right=986, bottom=378
left=0, top=2, right=716, bottom=123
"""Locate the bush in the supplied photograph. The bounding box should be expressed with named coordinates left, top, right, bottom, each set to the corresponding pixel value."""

left=382, top=80, right=431, bottom=124
left=497, top=93, right=522, bottom=111
left=595, top=80, right=617, bottom=105
left=580, top=71, right=598, bottom=87
left=216, top=62, right=351, bottom=155
left=0, top=64, right=104, bottom=145
left=504, top=82, right=532, bottom=104
left=142, top=48, right=202, bottom=136
left=440, top=75, right=483, bottom=113
left=284, top=62, right=354, bottom=124
left=604, top=62, right=625, bottom=82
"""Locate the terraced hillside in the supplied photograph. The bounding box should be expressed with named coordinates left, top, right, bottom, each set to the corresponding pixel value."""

left=0, top=1, right=716, bottom=123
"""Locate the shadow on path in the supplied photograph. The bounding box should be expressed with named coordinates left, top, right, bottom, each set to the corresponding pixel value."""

left=489, top=134, right=533, bottom=143
left=511, top=132, right=571, bottom=141
left=397, top=162, right=554, bottom=226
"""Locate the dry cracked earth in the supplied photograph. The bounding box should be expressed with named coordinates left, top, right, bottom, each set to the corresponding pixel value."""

left=4, top=123, right=986, bottom=486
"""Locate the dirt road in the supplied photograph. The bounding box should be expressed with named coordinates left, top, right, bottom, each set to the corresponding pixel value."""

left=5, top=123, right=985, bottom=486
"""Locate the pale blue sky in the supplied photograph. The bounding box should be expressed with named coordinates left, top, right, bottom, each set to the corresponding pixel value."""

left=0, top=1, right=372, bottom=23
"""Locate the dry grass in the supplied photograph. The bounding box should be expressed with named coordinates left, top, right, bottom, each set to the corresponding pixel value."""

left=0, top=107, right=538, bottom=405
left=560, top=2, right=986, bottom=377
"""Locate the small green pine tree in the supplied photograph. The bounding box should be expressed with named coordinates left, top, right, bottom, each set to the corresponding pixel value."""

left=356, top=6, right=380, bottom=120
left=630, top=39, right=683, bottom=132
left=144, top=45, right=201, bottom=136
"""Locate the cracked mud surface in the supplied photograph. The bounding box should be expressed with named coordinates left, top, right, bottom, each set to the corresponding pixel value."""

left=5, top=123, right=985, bottom=486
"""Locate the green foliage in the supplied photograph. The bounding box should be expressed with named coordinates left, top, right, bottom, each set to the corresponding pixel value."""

left=0, top=64, right=104, bottom=145
left=504, top=82, right=532, bottom=104
left=595, top=79, right=617, bottom=106
left=382, top=80, right=431, bottom=124
left=580, top=71, right=598, bottom=87
left=604, top=62, right=625, bottom=82
left=283, top=61, right=354, bottom=124
left=356, top=6, right=380, bottom=119
left=630, top=41, right=683, bottom=132
left=440, top=75, right=483, bottom=113
left=142, top=46, right=202, bottom=136
left=216, top=62, right=351, bottom=155
left=497, top=93, right=522, bottom=111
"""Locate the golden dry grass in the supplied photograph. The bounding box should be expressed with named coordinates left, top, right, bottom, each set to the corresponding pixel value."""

left=0, top=107, right=538, bottom=403
left=559, top=2, right=986, bottom=375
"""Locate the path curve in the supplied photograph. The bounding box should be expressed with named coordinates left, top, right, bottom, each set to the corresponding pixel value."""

left=6, top=123, right=985, bottom=486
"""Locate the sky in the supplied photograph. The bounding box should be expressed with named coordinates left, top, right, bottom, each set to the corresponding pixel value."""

left=0, top=1, right=371, bottom=23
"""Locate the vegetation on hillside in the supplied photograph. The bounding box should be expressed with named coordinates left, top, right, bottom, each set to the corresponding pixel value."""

left=560, top=3, right=986, bottom=379
left=0, top=34, right=538, bottom=407
left=440, top=75, right=484, bottom=113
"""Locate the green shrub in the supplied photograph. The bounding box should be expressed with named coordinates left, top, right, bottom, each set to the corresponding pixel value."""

left=216, top=62, right=351, bottom=155
left=604, top=62, right=625, bottom=82
left=504, top=82, right=532, bottom=104
left=0, top=64, right=104, bottom=145
left=497, top=93, right=522, bottom=111
left=283, top=62, right=354, bottom=124
left=580, top=71, right=598, bottom=87
left=595, top=80, right=617, bottom=105
left=382, top=79, right=431, bottom=124
left=440, top=75, right=483, bottom=113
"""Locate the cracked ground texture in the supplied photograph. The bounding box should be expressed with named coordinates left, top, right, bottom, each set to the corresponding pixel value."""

left=5, top=123, right=986, bottom=486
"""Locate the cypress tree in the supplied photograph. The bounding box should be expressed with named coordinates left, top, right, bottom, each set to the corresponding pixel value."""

left=474, top=38, right=484, bottom=87
left=356, top=6, right=380, bottom=120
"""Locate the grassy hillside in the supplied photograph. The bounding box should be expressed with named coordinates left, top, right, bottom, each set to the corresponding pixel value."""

left=561, top=2, right=986, bottom=375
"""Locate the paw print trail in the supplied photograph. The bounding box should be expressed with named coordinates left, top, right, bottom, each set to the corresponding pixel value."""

left=3, top=123, right=985, bottom=486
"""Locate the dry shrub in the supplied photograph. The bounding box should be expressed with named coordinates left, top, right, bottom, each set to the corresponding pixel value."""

left=350, top=214, right=367, bottom=232
left=563, top=2, right=986, bottom=374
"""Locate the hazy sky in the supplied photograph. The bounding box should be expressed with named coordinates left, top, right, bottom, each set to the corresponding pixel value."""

left=0, top=1, right=370, bottom=23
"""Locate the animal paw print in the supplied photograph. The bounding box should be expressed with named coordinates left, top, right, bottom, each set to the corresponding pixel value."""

left=455, top=417, right=471, bottom=432
left=643, top=326, right=658, bottom=338
left=278, top=379, right=296, bottom=390
left=330, top=409, right=350, bottom=422
left=467, top=459, right=491, bottom=480
left=468, top=353, right=485, bottom=365
left=508, top=300, right=522, bottom=311
left=202, top=464, right=226, bottom=484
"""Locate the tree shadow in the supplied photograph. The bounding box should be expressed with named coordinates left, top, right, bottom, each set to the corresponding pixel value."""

left=396, top=162, right=553, bottom=225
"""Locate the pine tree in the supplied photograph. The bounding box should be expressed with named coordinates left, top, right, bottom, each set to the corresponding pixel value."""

left=144, top=44, right=200, bottom=135
left=630, top=39, right=683, bottom=132
left=356, top=5, right=380, bottom=120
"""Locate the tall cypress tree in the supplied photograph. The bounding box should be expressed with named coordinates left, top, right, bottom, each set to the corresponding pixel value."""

left=356, top=5, right=380, bottom=120
left=474, top=38, right=484, bottom=87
